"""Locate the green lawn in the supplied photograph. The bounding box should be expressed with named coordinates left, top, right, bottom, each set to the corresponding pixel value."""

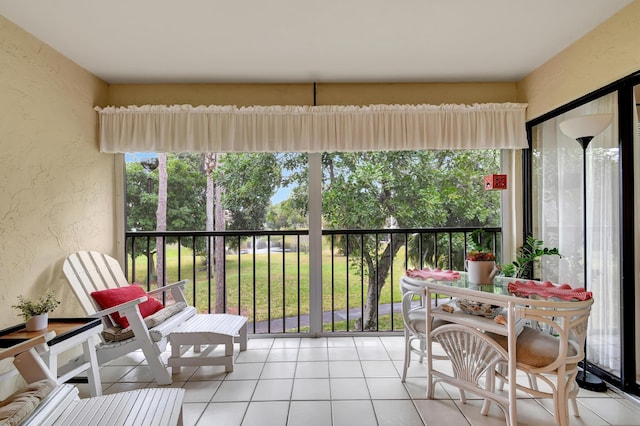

left=128, top=244, right=410, bottom=331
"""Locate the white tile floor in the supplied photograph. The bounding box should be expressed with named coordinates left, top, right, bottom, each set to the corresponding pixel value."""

left=78, top=336, right=640, bottom=425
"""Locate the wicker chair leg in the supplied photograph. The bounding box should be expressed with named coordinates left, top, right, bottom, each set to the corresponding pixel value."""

left=402, top=331, right=411, bottom=382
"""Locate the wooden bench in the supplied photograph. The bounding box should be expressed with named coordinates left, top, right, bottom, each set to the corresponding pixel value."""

left=168, top=314, right=248, bottom=373
left=0, top=336, right=185, bottom=426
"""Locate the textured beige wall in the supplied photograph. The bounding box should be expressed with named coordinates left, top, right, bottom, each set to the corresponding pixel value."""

left=108, top=82, right=517, bottom=107
left=518, top=0, right=640, bottom=120
left=0, top=16, right=110, bottom=328
left=108, top=83, right=313, bottom=107
left=317, top=82, right=517, bottom=105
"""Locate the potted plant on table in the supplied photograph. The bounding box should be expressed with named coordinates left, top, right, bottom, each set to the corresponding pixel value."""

left=12, top=289, right=61, bottom=331
left=501, top=235, right=561, bottom=279
left=465, top=229, right=500, bottom=284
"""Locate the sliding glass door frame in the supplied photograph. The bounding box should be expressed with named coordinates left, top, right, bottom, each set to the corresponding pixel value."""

left=525, top=71, right=639, bottom=395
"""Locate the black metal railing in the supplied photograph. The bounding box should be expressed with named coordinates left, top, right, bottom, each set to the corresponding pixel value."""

left=125, top=227, right=501, bottom=335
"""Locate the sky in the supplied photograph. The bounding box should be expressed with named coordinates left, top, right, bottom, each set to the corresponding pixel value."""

left=271, top=186, right=292, bottom=204
left=125, top=152, right=157, bottom=162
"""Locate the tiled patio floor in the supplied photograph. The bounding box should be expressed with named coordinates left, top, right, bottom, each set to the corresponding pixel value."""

left=78, top=335, right=640, bottom=425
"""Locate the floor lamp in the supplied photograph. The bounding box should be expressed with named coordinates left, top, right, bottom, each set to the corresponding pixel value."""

left=559, top=113, right=613, bottom=392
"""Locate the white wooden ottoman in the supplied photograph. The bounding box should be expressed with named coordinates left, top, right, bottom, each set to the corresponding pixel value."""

left=168, top=314, right=248, bottom=373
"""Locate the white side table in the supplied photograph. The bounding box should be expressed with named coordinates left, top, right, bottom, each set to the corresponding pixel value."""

left=0, top=318, right=103, bottom=396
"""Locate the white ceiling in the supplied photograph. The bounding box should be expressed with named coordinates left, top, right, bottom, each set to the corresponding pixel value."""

left=0, top=0, right=634, bottom=84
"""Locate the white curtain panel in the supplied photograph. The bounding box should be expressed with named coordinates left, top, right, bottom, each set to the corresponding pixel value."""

left=532, top=92, right=619, bottom=374
left=95, top=103, right=528, bottom=153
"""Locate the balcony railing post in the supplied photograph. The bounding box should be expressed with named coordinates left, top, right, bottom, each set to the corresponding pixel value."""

left=308, top=153, right=323, bottom=335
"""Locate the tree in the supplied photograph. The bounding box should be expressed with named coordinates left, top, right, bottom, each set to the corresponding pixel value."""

left=266, top=200, right=308, bottom=230
left=126, top=154, right=207, bottom=280
left=166, top=153, right=207, bottom=233
left=204, top=153, right=227, bottom=313
left=125, top=150, right=499, bottom=326
left=208, top=153, right=280, bottom=312
left=127, top=152, right=280, bottom=312
left=156, top=153, right=168, bottom=286
left=286, top=150, right=501, bottom=330
left=215, top=153, right=282, bottom=230
left=125, top=160, right=160, bottom=279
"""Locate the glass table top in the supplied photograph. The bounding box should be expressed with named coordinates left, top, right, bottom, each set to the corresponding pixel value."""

left=403, top=271, right=593, bottom=306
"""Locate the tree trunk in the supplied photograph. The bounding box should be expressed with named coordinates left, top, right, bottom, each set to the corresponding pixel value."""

left=361, top=236, right=405, bottom=330
left=147, top=252, right=156, bottom=283
left=214, top=154, right=226, bottom=313
left=155, top=153, right=168, bottom=287
left=205, top=153, right=215, bottom=279
left=204, top=153, right=227, bottom=313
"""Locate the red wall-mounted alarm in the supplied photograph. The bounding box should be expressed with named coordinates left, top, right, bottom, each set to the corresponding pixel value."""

left=484, top=174, right=507, bottom=190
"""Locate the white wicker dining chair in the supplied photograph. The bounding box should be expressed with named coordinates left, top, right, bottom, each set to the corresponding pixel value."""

left=399, top=276, right=451, bottom=383
left=400, top=277, right=429, bottom=382
left=488, top=297, right=594, bottom=426
left=430, top=323, right=511, bottom=422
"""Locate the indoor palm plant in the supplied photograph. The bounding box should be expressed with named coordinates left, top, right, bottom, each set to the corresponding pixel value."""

left=12, top=289, right=60, bottom=331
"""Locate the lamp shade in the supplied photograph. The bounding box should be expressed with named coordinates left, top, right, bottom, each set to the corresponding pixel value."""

left=559, top=114, right=613, bottom=140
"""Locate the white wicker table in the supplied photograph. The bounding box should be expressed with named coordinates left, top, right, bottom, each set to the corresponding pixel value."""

left=403, top=273, right=593, bottom=426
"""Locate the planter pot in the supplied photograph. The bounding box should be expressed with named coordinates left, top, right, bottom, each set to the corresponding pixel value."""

left=533, top=258, right=542, bottom=281
left=25, top=313, right=48, bottom=331
left=464, top=260, right=499, bottom=284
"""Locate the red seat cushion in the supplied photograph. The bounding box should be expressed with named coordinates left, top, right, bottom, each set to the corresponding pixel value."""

left=91, top=285, right=164, bottom=328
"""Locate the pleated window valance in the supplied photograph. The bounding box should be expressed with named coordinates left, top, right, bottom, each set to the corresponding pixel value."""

left=95, top=103, right=528, bottom=153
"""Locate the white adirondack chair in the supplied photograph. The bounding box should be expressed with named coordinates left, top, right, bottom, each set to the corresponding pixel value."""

left=62, top=251, right=197, bottom=385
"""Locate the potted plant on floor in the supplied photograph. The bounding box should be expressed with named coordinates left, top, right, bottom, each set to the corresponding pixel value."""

left=12, top=289, right=61, bottom=331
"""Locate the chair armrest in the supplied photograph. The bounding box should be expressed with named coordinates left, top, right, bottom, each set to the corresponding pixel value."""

left=0, top=336, right=48, bottom=361
left=89, top=296, right=147, bottom=318
left=146, top=279, right=189, bottom=304
left=146, top=280, right=188, bottom=296
left=0, top=336, right=55, bottom=383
